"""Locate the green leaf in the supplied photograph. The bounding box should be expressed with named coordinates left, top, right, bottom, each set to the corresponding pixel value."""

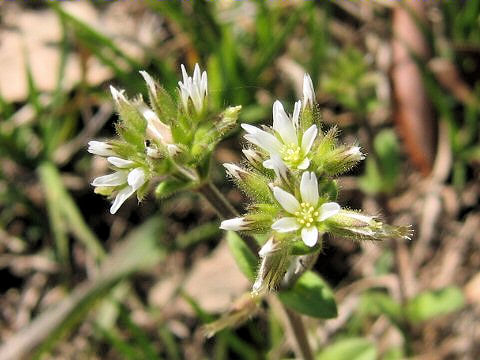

left=405, top=286, right=465, bottom=324
left=359, top=291, right=402, bottom=328
left=316, top=338, right=377, bottom=360
left=278, top=271, right=337, bottom=319
left=226, top=231, right=257, bottom=281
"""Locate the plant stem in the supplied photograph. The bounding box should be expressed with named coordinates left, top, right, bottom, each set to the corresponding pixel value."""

left=197, top=181, right=313, bottom=360
left=196, top=181, right=259, bottom=254
left=285, top=308, right=314, bottom=360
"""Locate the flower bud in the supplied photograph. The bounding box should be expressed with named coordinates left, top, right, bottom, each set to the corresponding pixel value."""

left=303, top=73, right=315, bottom=109
left=242, top=148, right=263, bottom=170
left=325, top=210, right=413, bottom=241
left=223, top=163, right=249, bottom=181
left=252, top=237, right=290, bottom=294
left=217, top=106, right=241, bottom=134
left=220, top=217, right=252, bottom=231
left=88, top=141, right=116, bottom=157
left=223, top=163, right=273, bottom=203
left=316, top=144, right=366, bottom=176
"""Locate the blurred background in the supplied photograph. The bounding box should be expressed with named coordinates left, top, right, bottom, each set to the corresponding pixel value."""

left=0, top=0, right=479, bottom=359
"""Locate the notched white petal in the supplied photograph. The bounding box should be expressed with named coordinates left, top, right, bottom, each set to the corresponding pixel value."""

left=127, top=168, right=146, bottom=191
left=319, top=202, right=340, bottom=221
left=300, top=172, right=319, bottom=205
left=272, top=101, right=297, bottom=145
left=271, top=217, right=301, bottom=233
left=301, top=226, right=318, bottom=247
left=107, top=157, right=134, bottom=168
left=92, top=171, right=127, bottom=187
left=110, top=186, right=135, bottom=214
left=273, top=187, right=300, bottom=214
left=301, top=125, right=318, bottom=154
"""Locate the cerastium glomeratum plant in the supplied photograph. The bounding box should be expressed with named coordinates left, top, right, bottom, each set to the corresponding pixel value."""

left=89, top=64, right=411, bottom=356
left=89, top=64, right=241, bottom=214
left=220, top=74, right=411, bottom=294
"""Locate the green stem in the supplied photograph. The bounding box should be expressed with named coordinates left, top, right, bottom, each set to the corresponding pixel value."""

left=196, top=181, right=259, bottom=254
left=197, top=181, right=313, bottom=360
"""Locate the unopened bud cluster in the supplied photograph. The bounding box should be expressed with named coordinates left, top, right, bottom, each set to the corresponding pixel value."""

left=89, top=64, right=241, bottom=213
left=220, top=74, right=411, bottom=293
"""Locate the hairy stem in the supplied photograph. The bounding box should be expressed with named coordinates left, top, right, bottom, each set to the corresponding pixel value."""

left=196, top=181, right=259, bottom=254
left=197, top=181, right=313, bottom=359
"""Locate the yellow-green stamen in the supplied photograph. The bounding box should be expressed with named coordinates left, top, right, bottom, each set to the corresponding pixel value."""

left=294, top=202, right=319, bottom=228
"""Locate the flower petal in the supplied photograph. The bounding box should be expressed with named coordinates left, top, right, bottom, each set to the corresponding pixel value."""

left=88, top=141, right=115, bottom=157
left=300, top=172, right=319, bottom=205
left=92, top=171, right=127, bottom=187
left=220, top=217, right=249, bottom=231
left=273, top=187, right=300, bottom=214
left=318, top=202, right=340, bottom=221
left=303, top=73, right=315, bottom=108
left=272, top=101, right=297, bottom=145
left=301, top=125, right=318, bottom=154
left=258, top=237, right=274, bottom=257
left=301, top=226, right=318, bottom=247
left=272, top=217, right=301, bottom=232
left=292, top=100, right=301, bottom=129
left=110, top=186, right=135, bottom=214
left=127, top=168, right=146, bottom=191
left=263, top=155, right=288, bottom=181
left=107, top=157, right=134, bottom=168
left=242, top=125, right=282, bottom=155
left=139, top=70, right=156, bottom=96
left=297, top=157, right=310, bottom=170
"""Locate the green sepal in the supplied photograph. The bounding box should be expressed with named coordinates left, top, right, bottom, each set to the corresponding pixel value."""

left=149, top=85, right=177, bottom=126
left=290, top=239, right=322, bottom=255
left=319, top=179, right=338, bottom=202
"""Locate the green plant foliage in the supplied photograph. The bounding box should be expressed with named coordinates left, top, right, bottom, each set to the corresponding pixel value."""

left=405, top=286, right=465, bottom=324
left=278, top=271, right=337, bottom=319
left=227, top=231, right=258, bottom=282
left=316, top=338, right=377, bottom=360
left=360, top=129, right=401, bottom=194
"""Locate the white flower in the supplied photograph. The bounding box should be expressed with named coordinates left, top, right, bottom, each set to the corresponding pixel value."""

left=263, top=154, right=288, bottom=183
left=220, top=217, right=251, bottom=231
left=178, top=63, right=208, bottom=113
left=302, top=73, right=315, bottom=109
left=107, top=157, right=134, bottom=168
left=271, top=172, right=340, bottom=247
left=241, top=100, right=317, bottom=170
left=88, top=141, right=116, bottom=157
left=137, top=103, right=180, bottom=156
left=92, top=168, right=147, bottom=214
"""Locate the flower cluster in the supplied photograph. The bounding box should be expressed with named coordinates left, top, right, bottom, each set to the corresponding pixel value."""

left=89, top=64, right=240, bottom=213
left=220, top=74, right=411, bottom=293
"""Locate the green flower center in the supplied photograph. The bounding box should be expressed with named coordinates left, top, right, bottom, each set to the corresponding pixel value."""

left=294, top=202, right=319, bottom=228
left=280, top=143, right=304, bottom=167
